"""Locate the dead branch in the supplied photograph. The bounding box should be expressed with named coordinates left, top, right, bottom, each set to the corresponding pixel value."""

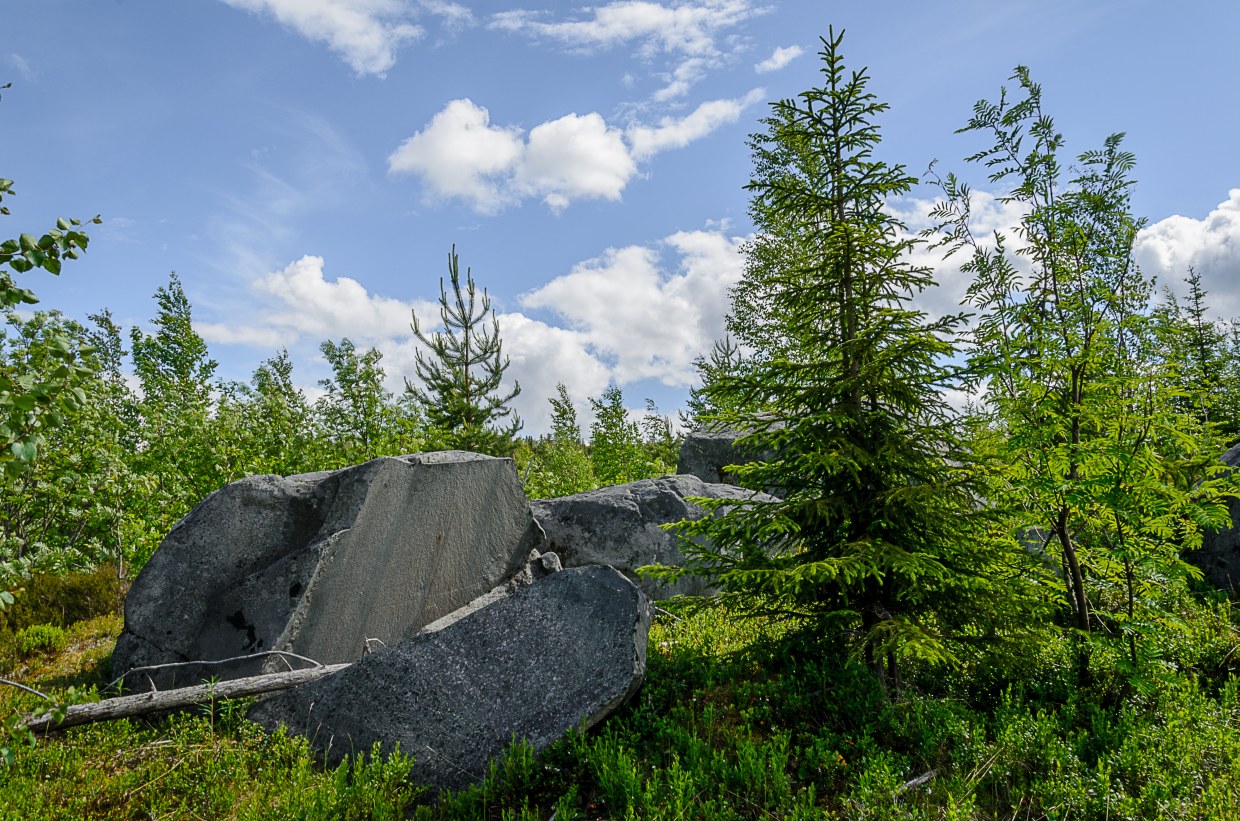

left=21, top=663, right=349, bottom=734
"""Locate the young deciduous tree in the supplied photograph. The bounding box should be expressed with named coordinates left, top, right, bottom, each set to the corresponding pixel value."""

left=316, top=338, right=422, bottom=467
left=668, top=30, right=1028, bottom=682
left=518, top=383, right=596, bottom=499
left=929, top=68, right=1236, bottom=670
left=407, top=247, right=520, bottom=455
left=588, top=385, right=648, bottom=486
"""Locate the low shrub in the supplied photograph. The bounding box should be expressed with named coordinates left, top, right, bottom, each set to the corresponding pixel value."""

left=14, top=624, right=67, bottom=658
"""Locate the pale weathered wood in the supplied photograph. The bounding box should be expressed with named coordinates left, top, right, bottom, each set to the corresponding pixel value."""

left=20, top=663, right=350, bottom=734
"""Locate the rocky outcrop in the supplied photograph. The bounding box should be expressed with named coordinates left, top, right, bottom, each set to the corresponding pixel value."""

left=113, top=452, right=540, bottom=689
left=530, top=474, right=773, bottom=599
left=1187, top=442, right=1240, bottom=592
left=248, top=565, right=651, bottom=794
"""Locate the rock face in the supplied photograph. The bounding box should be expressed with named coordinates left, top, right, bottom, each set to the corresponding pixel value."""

left=676, top=426, right=767, bottom=485
left=530, top=474, right=771, bottom=599
left=1188, top=442, right=1240, bottom=591
left=248, top=565, right=651, bottom=794
left=113, top=452, right=540, bottom=689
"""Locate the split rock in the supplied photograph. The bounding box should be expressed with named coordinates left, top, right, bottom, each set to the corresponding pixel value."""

left=113, top=452, right=539, bottom=689
left=676, top=425, right=769, bottom=486
left=247, top=564, right=651, bottom=794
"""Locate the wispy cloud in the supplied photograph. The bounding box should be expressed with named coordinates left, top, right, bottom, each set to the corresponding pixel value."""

left=491, top=1, right=765, bottom=103
left=7, top=53, right=34, bottom=81
left=754, top=44, right=801, bottom=73
left=388, top=89, right=764, bottom=212
left=219, top=0, right=423, bottom=76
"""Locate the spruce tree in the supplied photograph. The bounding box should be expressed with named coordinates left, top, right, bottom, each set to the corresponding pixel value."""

left=668, top=30, right=1028, bottom=681
left=407, top=247, right=520, bottom=455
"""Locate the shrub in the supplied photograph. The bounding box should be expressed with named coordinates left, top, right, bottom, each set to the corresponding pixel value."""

left=14, top=623, right=67, bottom=657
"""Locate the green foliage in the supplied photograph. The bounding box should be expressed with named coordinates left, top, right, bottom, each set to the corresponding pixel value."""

left=517, top=383, right=597, bottom=499
left=680, top=336, right=750, bottom=431
left=589, top=384, right=658, bottom=486
left=316, top=338, right=423, bottom=468
left=408, top=246, right=520, bottom=455
left=669, top=30, right=1029, bottom=680
left=928, top=67, right=1238, bottom=671
left=14, top=623, right=66, bottom=657
left=0, top=566, right=123, bottom=664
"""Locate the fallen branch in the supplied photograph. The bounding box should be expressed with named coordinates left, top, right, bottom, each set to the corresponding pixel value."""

left=20, top=663, right=349, bottom=734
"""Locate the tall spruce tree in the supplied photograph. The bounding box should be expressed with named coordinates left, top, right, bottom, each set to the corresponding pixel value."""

left=407, top=247, right=520, bottom=455
left=668, top=30, right=1029, bottom=682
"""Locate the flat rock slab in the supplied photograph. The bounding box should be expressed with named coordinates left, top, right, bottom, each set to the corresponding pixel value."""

left=248, top=565, right=651, bottom=794
left=1188, top=442, right=1240, bottom=591
left=530, top=475, right=774, bottom=599
left=113, top=452, right=539, bottom=689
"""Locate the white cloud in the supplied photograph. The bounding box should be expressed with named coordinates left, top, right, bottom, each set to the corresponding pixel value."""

left=520, top=229, right=747, bottom=384
left=252, top=255, right=434, bottom=342
left=1136, top=189, right=1240, bottom=320
left=651, top=57, right=709, bottom=102
left=516, top=112, right=636, bottom=211
left=219, top=0, right=422, bottom=76
left=490, top=1, right=764, bottom=109
left=490, top=1, right=758, bottom=58
left=754, top=44, right=802, bottom=73
left=387, top=99, right=524, bottom=213
left=627, top=87, right=764, bottom=160
left=418, top=0, right=474, bottom=30
left=389, top=92, right=760, bottom=212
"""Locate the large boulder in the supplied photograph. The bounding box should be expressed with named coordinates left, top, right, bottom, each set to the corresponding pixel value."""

left=676, top=425, right=769, bottom=485
left=113, top=452, right=540, bottom=689
left=248, top=564, right=651, bottom=794
left=530, top=474, right=772, bottom=599
left=1187, top=442, right=1240, bottom=591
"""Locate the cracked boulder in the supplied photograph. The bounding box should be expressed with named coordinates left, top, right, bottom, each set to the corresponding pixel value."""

left=112, top=452, right=540, bottom=689
left=530, top=474, right=774, bottom=599
left=248, top=564, right=651, bottom=794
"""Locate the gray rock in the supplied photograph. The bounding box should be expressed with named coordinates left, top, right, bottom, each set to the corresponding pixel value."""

left=247, top=565, right=650, bottom=794
left=530, top=474, right=772, bottom=599
left=113, top=452, right=539, bottom=689
left=1187, top=442, right=1240, bottom=592
left=676, top=425, right=768, bottom=485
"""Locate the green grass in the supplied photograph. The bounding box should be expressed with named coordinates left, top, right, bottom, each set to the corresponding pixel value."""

left=4, top=597, right=1240, bottom=819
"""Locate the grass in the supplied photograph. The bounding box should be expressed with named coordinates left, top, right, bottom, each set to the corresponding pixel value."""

left=4, top=596, right=1240, bottom=819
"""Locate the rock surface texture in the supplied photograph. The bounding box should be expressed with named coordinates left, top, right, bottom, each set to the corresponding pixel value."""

left=530, top=474, right=771, bottom=599
left=113, top=452, right=539, bottom=689
left=248, top=565, right=651, bottom=794
left=676, top=426, right=767, bottom=485
left=1188, top=442, right=1240, bottom=591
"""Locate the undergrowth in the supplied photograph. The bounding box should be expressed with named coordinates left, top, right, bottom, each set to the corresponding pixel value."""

left=4, top=596, right=1240, bottom=819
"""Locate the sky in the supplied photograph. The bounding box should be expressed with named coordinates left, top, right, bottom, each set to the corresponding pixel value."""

left=3, top=0, right=1239, bottom=434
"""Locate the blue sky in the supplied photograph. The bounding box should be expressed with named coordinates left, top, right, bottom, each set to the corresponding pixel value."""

left=4, top=0, right=1239, bottom=433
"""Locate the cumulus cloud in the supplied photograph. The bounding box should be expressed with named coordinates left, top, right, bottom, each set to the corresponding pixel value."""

left=389, top=91, right=761, bottom=212
left=219, top=0, right=422, bottom=76
left=1136, top=189, right=1240, bottom=320
left=754, top=44, right=802, bottom=73
left=202, top=225, right=747, bottom=432
left=520, top=229, right=747, bottom=384
left=387, top=99, right=525, bottom=213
